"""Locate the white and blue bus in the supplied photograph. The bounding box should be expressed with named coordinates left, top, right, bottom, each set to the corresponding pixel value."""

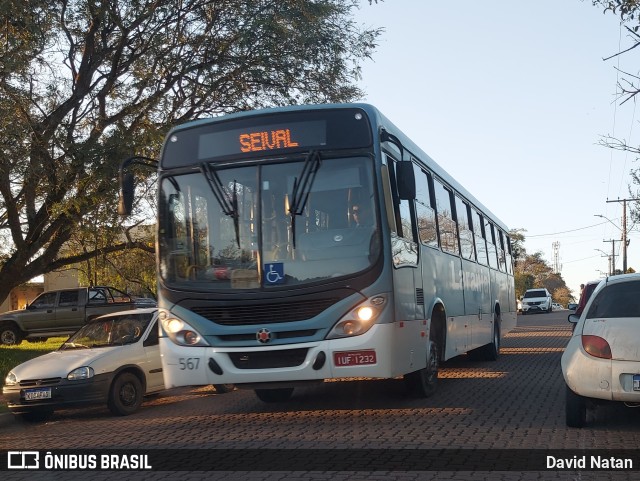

left=119, top=103, right=516, bottom=402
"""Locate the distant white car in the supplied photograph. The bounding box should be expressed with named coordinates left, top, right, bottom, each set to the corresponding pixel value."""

left=521, top=288, right=553, bottom=314
left=3, top=308, right=163, bottom=420
left=561, top=274, right=640, bottom=427
left=552, top=303, right=563, bottom=310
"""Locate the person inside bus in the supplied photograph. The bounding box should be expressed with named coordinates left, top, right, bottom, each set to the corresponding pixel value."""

left=351, top=203, right=372, bottom=228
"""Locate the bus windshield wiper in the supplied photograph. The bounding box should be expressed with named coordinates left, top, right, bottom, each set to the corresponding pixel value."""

left=200, top=163, right=240, bottom=248
left=289, top=150, right=322, bottom=248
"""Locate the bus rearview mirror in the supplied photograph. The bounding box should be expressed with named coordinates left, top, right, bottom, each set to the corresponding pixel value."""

left=396, top=161, right=416, bottom=200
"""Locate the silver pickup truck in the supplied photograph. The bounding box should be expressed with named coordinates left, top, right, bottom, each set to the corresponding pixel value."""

left=0, top=286, right=136, bottom=345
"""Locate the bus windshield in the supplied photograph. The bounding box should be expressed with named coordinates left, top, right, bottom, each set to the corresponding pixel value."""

left=159, top=155, right=379, bottom=290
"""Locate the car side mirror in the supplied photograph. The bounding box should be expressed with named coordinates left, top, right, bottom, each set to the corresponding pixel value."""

left=567, top=314, right=579, bottom=324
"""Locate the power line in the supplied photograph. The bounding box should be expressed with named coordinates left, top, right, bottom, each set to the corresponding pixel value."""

left=526, top=221, right=611, bottom=238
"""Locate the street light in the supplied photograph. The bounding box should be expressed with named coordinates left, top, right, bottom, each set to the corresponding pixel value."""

left=594, top=214, right=628, bottom=274
left=594, top=248, right=613, bottom=276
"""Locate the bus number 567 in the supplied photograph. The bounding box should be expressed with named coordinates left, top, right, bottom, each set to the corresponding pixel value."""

left=178, top=358, right=200, bottom=370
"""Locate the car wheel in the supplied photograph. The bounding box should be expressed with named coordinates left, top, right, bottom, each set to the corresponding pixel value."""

left=19, top=409, right=54, bottom=422
left=108, top=372, right=144, bottom=416
left=404, top=340, right=438, bottom=397
left=254, top=388, right=294, bottom=403
left=213, top=384, right=235, bottom=394
left=565, top=386, right=588, bottom=428
left=0, top=323, right=23, bottom=346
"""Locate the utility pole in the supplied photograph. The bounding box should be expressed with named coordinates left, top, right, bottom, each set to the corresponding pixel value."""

left=552, top=241, right=561, bottom=274
left=606, top=198, right=639, bottom=273
left=603, top=239, right=619, bottom=275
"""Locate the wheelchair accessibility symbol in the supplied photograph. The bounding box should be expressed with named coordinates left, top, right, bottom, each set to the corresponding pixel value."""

left=264, top=263, right=285, bottom=284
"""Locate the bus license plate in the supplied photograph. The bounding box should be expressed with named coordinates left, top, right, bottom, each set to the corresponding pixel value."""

left=334, top=350, right=377, bottom=367
left=634, top=375, right=640, bottom=391
left=24, top=387, right=51, bottom=401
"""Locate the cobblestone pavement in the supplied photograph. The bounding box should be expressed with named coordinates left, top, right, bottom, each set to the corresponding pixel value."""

left=1, top=312, right=639, bottom=480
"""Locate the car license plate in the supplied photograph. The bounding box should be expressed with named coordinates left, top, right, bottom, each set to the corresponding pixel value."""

left=24, top=387, right=51, bottom=401
left=634, top=375, right=640, bottom=391
left=333, top=350, right=377, bottom=367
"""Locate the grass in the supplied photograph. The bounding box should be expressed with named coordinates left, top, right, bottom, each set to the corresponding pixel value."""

left=0, top=337, right=69, bottom=413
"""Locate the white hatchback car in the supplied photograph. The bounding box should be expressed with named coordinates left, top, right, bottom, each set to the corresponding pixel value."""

left=561, top=274, right=640, bottom=427
left=3, top=308, right=163, bottom=420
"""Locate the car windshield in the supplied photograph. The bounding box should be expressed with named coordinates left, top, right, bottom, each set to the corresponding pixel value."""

left=524, top=290, right=546, bottom=298
left=586, top=280, right=640, bottom=319
left=158, top=155, right=379, bottom=290
left=60, top=313, right=154, bottom=349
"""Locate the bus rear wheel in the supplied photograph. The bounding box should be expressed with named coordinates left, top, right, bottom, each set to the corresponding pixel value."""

left=404, top=340, right=438, bottom=398
left=255, top=388, right=294, bottom=403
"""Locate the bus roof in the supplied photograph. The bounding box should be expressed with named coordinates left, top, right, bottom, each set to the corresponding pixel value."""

left=166, top=103, right=510, bottom=234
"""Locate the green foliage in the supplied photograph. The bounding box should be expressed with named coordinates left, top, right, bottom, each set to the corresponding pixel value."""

left=0, top=0, right=381, bottom=304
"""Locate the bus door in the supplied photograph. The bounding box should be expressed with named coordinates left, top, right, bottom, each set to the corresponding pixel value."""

left=383, top=158, right=423, bottom=374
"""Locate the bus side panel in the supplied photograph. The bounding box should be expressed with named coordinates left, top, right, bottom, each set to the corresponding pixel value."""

left=489, top=269, right=516, bottom=335
left=461, top=258, right=492, bottom=350
left=421, top=249, right=466, bottom=360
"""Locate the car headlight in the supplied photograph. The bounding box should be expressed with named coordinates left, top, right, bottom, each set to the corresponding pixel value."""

left=5, top=371, right=17, bottom=386
left=326, top=295, right=387, bottom=339
left=159, top=310, right=210, bottom=347
left=67, top=367, right=94, bottom=381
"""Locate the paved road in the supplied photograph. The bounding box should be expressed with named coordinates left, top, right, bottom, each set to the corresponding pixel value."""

left=1, top=311, right=639, bottom=480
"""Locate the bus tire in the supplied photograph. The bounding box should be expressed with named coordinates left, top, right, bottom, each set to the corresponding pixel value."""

left=108, top=372, right=144, bottom=416
left=468, top=320, right=500, bottom=361
left=404, top=340, right=438, bottom=398
left=255, top=388, right=294, bottom=403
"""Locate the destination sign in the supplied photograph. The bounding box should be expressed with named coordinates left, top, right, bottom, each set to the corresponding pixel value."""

left=161, top=108, right=373, bottom=167
left=198, top=121, right=326, bottom=159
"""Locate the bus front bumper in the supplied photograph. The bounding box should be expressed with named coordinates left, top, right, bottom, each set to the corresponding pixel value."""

left=160, top=323, right=406, bottom=388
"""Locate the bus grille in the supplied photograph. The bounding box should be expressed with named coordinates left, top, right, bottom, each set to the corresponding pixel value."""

left=191, top=298, right=338, bottom=326
left=228, top=349, right=308, bottom=369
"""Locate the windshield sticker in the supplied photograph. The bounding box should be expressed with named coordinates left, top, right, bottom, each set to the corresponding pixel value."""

left=264, top=263, right=285, bottom=285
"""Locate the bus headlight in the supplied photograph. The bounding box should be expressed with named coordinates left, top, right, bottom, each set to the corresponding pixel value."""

left=326, top=295, right=387, bottom=339
left=159, top=310, right=210, bottom=347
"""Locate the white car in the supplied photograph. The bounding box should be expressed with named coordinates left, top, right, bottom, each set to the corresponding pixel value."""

left=561, top=274, right=640, bottom=427
left=521, top=288, right=552, bottom=314
left=3, top=308, right=163, bottom=420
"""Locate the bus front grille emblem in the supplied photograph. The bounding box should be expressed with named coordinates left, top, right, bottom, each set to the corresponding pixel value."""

left=256, top=328, right=272, bottom=344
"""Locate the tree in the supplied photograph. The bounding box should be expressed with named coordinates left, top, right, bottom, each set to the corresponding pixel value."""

left=0, top=0, right=381, bottom=304
left=511, top=228, right=573, bottom=302
left=592, top=1, right=640, bottom=223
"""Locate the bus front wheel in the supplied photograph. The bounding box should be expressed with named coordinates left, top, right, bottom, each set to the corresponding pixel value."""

left=255, top=388, right=294, bottom=403
left=404, top=340, right=438, bottom=398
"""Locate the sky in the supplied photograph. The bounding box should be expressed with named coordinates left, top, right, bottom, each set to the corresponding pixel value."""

left=355, top=0, right=638, bottom=298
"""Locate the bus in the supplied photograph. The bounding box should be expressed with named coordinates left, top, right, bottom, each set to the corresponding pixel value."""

left=119, top=103, right=516, bottom=402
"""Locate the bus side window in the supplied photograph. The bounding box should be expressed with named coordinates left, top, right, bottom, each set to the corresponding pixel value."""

left=471, top=209, right=489, bottom=266
left=413, top=164, right=437, bottom=246
left=497, top=229, right=507, bottom=272
left=433, top=178, right=459, bottom=255
left=387, top=156, right=416, bottom=242
left=485, top=220, right=499, bottom=270
left=504, top=232, right=514, bottom=274
left=455, top=195, right=475, bottom=261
